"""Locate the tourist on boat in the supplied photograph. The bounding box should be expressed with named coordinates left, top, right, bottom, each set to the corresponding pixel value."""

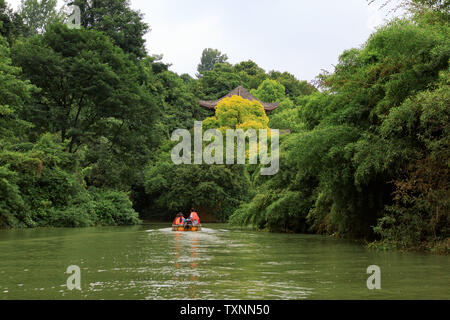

left=173, top=213, right=185, bottom=225
left=189, top=208, right=200, bottom=225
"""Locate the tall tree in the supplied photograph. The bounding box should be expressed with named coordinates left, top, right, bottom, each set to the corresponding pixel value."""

left=0, top=0, right=24, bottom=44
left=13, top=23, right=155, bottom=154
left=19, top=0, right=63, bottom=36
left=268, top=71, right=316, bottom=100
left=68, top=0, right=149, bottom=58
left=196, top=63, right=241, bottom=100
left=232, top=60, right=267, bottom=90
left=197, top=48, right=228, bottom=77
left=0, top=34, right=34, bottom=142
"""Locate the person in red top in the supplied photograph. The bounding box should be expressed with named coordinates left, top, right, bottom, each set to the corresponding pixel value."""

left=189, top=208, right=200, bottom=225
left=173, top=213, right=185, bottom=225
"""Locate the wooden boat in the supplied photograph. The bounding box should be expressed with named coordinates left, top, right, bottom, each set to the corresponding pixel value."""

left=172, top=223, right=201, bottom=232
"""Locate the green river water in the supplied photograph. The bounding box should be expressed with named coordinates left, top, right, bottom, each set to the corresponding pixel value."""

left=0, top=223, right=448, bottom=300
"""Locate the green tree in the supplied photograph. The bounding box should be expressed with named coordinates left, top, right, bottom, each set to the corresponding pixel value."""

left=251, top=79, right=285, bottom=103
left=13, top=23, right=155, bottom=154
left=232, top=60, right=267, bottom=90
left=0, top=0, right=25, bottom=44
left=0, top=34, right=34, bottom=143
left=69, top=0, right=149, bottom=58
left=231, top=11, right=449, bottom=247
left=149, top=69, right=210, bottom=138
left=19, top=0, right=63, bottom=36
left=268, top=71, right=316, bottom=100
left=143, top=142, right=251, bottom=221
left=0, top=133, right=141, bottom=228
left=197, top=48, right=228, bottom=76
left=196, top=62, right=241, bottom=100
left=373, top=71, right=449, bottom=250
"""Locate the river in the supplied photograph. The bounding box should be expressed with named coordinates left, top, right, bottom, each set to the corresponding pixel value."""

left=0, top=223, right=448, bottom=299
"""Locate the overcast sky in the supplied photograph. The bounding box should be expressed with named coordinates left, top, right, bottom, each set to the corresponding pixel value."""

left=7, top=0, right=405, bottom=82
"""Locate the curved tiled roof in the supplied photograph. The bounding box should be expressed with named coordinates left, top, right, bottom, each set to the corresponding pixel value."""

left=199, top=86, right=280, bottom=112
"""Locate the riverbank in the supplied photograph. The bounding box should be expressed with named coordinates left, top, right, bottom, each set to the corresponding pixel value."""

left=368, top=239, right=450, bottom=255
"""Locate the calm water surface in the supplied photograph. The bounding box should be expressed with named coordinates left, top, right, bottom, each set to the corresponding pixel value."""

left=0, top=223, right=448, bottom=299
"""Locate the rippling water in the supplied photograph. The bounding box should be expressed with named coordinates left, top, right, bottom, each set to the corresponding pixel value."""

left=0, top=223, right=448, bottom=299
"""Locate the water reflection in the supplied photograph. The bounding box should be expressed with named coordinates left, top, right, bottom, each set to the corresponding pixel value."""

left=173, top=232, right=182, bottom=274
left=189, top=235, right=199, bottom=299
left=172, top=231, right=199, bottom=299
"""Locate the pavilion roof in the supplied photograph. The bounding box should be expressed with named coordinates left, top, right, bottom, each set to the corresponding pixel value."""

left=198, top=86, right=280, bottom=112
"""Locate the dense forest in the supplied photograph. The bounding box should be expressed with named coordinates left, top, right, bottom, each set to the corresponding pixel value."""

left=0, top=0, right=448, bottom=252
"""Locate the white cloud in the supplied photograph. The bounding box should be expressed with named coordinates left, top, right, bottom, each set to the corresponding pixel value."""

left=367, top=5, right=384, bottom=32
left=5, top=0, right=406, bottom=81
left=147, top=15, right=224, bottom=75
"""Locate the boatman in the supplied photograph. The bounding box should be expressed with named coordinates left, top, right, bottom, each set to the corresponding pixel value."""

left=189, top=208, right=200, bottom=225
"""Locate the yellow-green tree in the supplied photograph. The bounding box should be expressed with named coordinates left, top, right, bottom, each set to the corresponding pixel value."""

left=202, top=95, right=269, bottom=131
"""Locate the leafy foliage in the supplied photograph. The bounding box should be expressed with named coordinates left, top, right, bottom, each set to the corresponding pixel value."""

left=69, top=0, right=149, bottom=58
left=143, top=141, right=251, bottom=221
left=250, top=79, right=285, bottom=103
left=197, top=48, right=228, bottom=76
left=19, top=0, right=63, bottom=36
left=230, top=8, right=449, bottom=251
left=203, top=96, right=269, bottom=131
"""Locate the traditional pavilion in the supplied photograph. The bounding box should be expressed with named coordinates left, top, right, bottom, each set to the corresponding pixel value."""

left=198, top=85, right=280, bottom=113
